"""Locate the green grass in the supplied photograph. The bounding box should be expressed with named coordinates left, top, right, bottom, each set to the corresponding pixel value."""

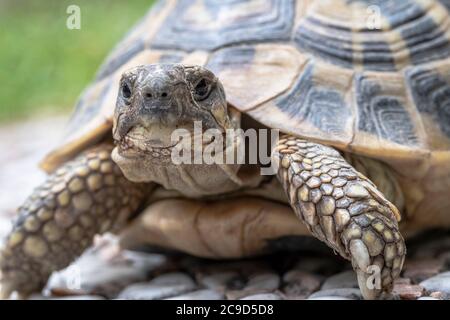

left=0, top=0, right=155, bottom=122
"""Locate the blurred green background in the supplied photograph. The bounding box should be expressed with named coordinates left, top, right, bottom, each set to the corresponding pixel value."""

left=0, top=0, right=155, bottom=122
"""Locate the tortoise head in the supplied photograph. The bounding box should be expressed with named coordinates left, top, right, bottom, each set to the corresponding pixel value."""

left=112, top=64, right=244, bottom=196
left=113, top=64, right=233, bottom=155
left=113, top=64, right=232, bottom=141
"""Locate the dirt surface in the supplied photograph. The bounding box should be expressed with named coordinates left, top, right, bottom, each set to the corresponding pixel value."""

left=0, top=116, right=66, bottom=237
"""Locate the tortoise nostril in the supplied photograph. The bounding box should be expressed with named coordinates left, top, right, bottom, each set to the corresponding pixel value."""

left=144, top=91, right=168, bottom=99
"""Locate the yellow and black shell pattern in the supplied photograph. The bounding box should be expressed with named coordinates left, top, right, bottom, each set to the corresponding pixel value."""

left=42, top=0, right=450, bottom=177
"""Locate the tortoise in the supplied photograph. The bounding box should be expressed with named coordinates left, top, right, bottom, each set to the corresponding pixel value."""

left=1, top=0, right=450, bottom=300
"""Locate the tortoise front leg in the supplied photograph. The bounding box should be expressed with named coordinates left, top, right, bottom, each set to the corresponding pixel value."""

left=0, top=144, right=149, bottom=299
left=273, top=135, right=406, bottom=299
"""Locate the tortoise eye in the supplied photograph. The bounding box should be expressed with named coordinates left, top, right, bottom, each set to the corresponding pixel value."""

left=193, top=79, right=210, bottom=101
left=122, top=83, right=132, bottom=99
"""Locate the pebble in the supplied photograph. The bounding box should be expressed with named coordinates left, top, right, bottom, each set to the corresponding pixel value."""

left=320, top=270, right=357, bottom=290
left=241, top=293, right=282, bottom=300
left=282, top=270, right=321, bottom=298
left=392, top=283, right=424, bottom=300
left=246, top=273, right=280, bottom=291
left=417, top=297, right=439, bottom=300
left=430, top=291, right=447, bottom=299
left=308, top=288, right=362, bottom=300
left=420, top=272, right=450, bottom=296
left=395, top=277, right=411, bottom=285
left=226, top=273, right=280, bottom=300
left=117, top=272, right=196, bottom=300
left=47, top=245, right=168, bottom=297
left=197, top=271, right=240, bottom=290
left=166, top=289, right=224, bottom=300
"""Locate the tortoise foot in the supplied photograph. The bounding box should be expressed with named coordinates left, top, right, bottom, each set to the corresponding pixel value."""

left=274, top=135, right=406, bottom=299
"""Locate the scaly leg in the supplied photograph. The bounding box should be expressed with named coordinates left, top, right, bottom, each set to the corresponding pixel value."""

left=273, top=136, right=406, bottom=299
left=0, top=144, right=149, bottom=298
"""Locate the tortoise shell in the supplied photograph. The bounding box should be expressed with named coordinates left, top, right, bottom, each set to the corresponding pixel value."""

left=42, top=0, right=450, bottom=178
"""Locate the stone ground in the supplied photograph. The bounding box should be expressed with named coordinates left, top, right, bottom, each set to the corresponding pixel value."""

left=1, top=117, right=449, bottom=300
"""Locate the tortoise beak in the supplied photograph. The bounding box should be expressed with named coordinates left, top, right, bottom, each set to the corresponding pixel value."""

left=112, top=112, right=134, bottom=144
